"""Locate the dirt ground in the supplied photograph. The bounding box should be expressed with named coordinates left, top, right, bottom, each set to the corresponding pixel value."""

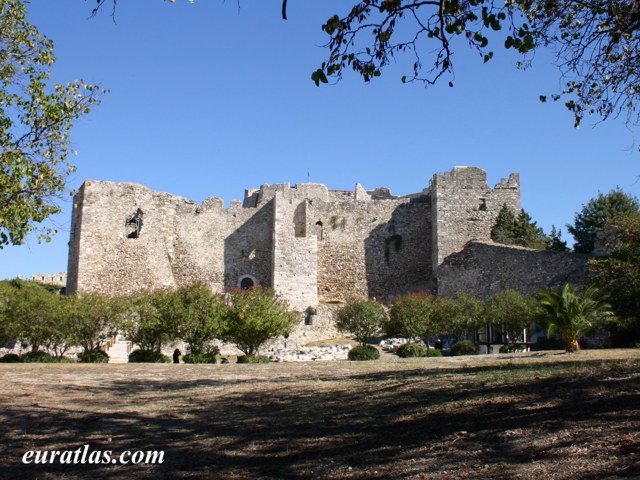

left=1, top=349, right=639, bottom=479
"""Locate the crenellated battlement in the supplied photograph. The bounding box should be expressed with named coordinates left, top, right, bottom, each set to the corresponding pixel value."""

left=67, top=167, right=519, bottom=306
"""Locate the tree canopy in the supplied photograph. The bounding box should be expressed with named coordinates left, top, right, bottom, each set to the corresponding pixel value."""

left=590, top=214, right=640, bottom=344
left=491, top=204, right=552, bottom=250
left=0, top=0, right=104, bottom=248
left=538, top=283, right=615, bottom=352
left=568, top=189, right=640, bottom=254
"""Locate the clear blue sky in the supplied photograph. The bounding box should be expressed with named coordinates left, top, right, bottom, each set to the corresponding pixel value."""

left=1, top=0, right=639, bottom=280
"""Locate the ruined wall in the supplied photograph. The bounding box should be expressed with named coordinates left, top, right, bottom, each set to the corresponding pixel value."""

left=66, top=184, right=85, bottom=294
left=66, top=181, right=273, bottom=296
left=438, top=241, right=590, bottom=299
left=430, top=167, right=520, bottom=275
left=68, top=167, right=529, bottom=309
left=30, top=273, right=67, bottom=287
left=302, top=186, right=433, bottom=303
left=272, top=190, right=318, bottom=311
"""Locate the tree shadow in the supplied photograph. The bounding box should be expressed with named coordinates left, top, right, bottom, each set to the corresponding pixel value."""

left=1, top=359, right=639, bottom=479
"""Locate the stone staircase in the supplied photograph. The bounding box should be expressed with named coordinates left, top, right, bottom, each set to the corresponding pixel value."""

left=105, top=337, right=132, bottom=364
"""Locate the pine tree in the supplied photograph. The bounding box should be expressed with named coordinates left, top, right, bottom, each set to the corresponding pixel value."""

left=491, top=204, right=549, bottom=250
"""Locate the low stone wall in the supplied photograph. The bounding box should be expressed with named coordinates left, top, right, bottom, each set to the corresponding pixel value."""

left=438, top=241, right=590, bottom=299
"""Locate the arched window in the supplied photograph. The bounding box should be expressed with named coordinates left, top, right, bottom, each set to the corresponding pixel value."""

left=315, top=221, right=323, bottom=241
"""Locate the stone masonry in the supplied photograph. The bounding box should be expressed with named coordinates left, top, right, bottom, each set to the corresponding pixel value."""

left=67, top=166, right=587, bottom=342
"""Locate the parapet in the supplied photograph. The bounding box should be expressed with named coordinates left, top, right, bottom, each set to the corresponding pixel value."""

left=429, top=166, right=488, bottom=189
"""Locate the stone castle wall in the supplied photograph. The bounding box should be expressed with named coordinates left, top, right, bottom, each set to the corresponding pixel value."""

left=67, top=175, right=444, bottom=306
left=438, top=241, right=590, bottom=299
left=66, top=167, right=592, bottom=319
left=308, top=191, right=432, bottom=303
left=430, top=167, right=520, bottom=274
left=66, top=181, right=273, bottom=296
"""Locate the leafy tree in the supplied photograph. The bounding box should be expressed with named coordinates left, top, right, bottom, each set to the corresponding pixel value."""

left=318, top=1, right=640, bottom=128
left=448, top=293, right=484, bottom=338
left=483, top=290, right=541, bottom=345
left=538, top=283, right=615, bottom=352
left=66, top=293, right=120, bottom=352
left=0, top=280, right=16, bottom=343
left=3, top=279, right=71, bottom=355
left=386, top=293, right=438, bottom=346
left=590, top=214, right=640, bottom=344
left=491, top=204, right=548, bottom=250
left=568, top=189, right=640, bottom=254
left=0, top=0, right=103, bottom=247
left=337, top=300, right=387, bottom=347
left=174, top=283, right=226, bottom=355
left=119, top=289, right=180, bottom=353
left=222, top=287, right=297, bottom=356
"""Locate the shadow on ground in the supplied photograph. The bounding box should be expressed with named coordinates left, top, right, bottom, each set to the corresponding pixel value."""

left=1, top=356, right=639, bottom=479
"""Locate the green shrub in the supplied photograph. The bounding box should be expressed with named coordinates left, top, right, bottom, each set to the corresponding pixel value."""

left=347, top=345, right=380, bottom=361
left=397, top=343, right=428, bottom=358
left=236, top=354, right=270, bottom=364
left=397, top=343, right=443, bottom=358
left=223, top=288, right=298, bottom=356
left=21, top=351, right=56, bottom=363
left=337, top=301, right=387, bottom=347
left=0, top=353, right=21, bottom=363
left=128, top=349, right=170, bottom=363
left=78, top=348, right=109, bottom=363
left=183, top=351, right=218, bottom=364
left=449, top=340, right=479, bottom=356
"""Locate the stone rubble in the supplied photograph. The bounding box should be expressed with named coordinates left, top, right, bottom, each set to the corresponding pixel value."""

left=378, top=338, right=411, bottom=353
left=265, top=344, right=352, bottom=362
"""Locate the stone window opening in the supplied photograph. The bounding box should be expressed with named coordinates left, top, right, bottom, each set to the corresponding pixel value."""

left=478, top=198, right=487, bottom=211
left=304, top=306, right=317, bottom=325
left=125, top=208, right=144, bottom=239
left=238, top=274, right=258, bottom=289
left=315, top=221, right=323, bottom=240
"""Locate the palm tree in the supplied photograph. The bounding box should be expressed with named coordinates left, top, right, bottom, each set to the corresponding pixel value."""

left=538, top=284, right=615, bottom=352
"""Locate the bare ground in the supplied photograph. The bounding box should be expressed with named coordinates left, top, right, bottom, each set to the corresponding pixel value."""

left=1, top=349, right=640, bottom=479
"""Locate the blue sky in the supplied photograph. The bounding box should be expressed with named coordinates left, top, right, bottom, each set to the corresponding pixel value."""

left=1, top=0, right=639, bottom=280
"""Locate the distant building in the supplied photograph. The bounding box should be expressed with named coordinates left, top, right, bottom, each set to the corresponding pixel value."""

left=30, top=272, right=67, bottom=287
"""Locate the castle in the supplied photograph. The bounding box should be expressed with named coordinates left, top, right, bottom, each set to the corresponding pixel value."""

left=66, top=167, right=588, bottom=316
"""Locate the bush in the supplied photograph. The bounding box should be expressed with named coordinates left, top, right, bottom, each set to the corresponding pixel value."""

left=183, top=351, right=219, bottom=364
left=0, top=353, right=21, bottom=363
left=449, top=340, right=479, bottom=356
left=78, top=348, right=109, bottom=363
left=397, top=343, right=443, bottom=358
left=347, top=345, right=380, bottom=361
left=337, top=300, right=387, bottom=347
left=128, top=349, right=170, bottom=363
left=397, top=343, right=428, bottom=358
left=21, top=351, right=56, bottom=363
left=223, top=288, right=298, bottom=356
left=236, top=354, right=270, bottom=364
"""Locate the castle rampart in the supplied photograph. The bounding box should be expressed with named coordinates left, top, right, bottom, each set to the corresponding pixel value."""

left=67, top=167, right=564, bottom=313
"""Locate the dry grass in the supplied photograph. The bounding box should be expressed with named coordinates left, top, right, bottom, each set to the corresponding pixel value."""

left=1, top=349, right=640, bottom=479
